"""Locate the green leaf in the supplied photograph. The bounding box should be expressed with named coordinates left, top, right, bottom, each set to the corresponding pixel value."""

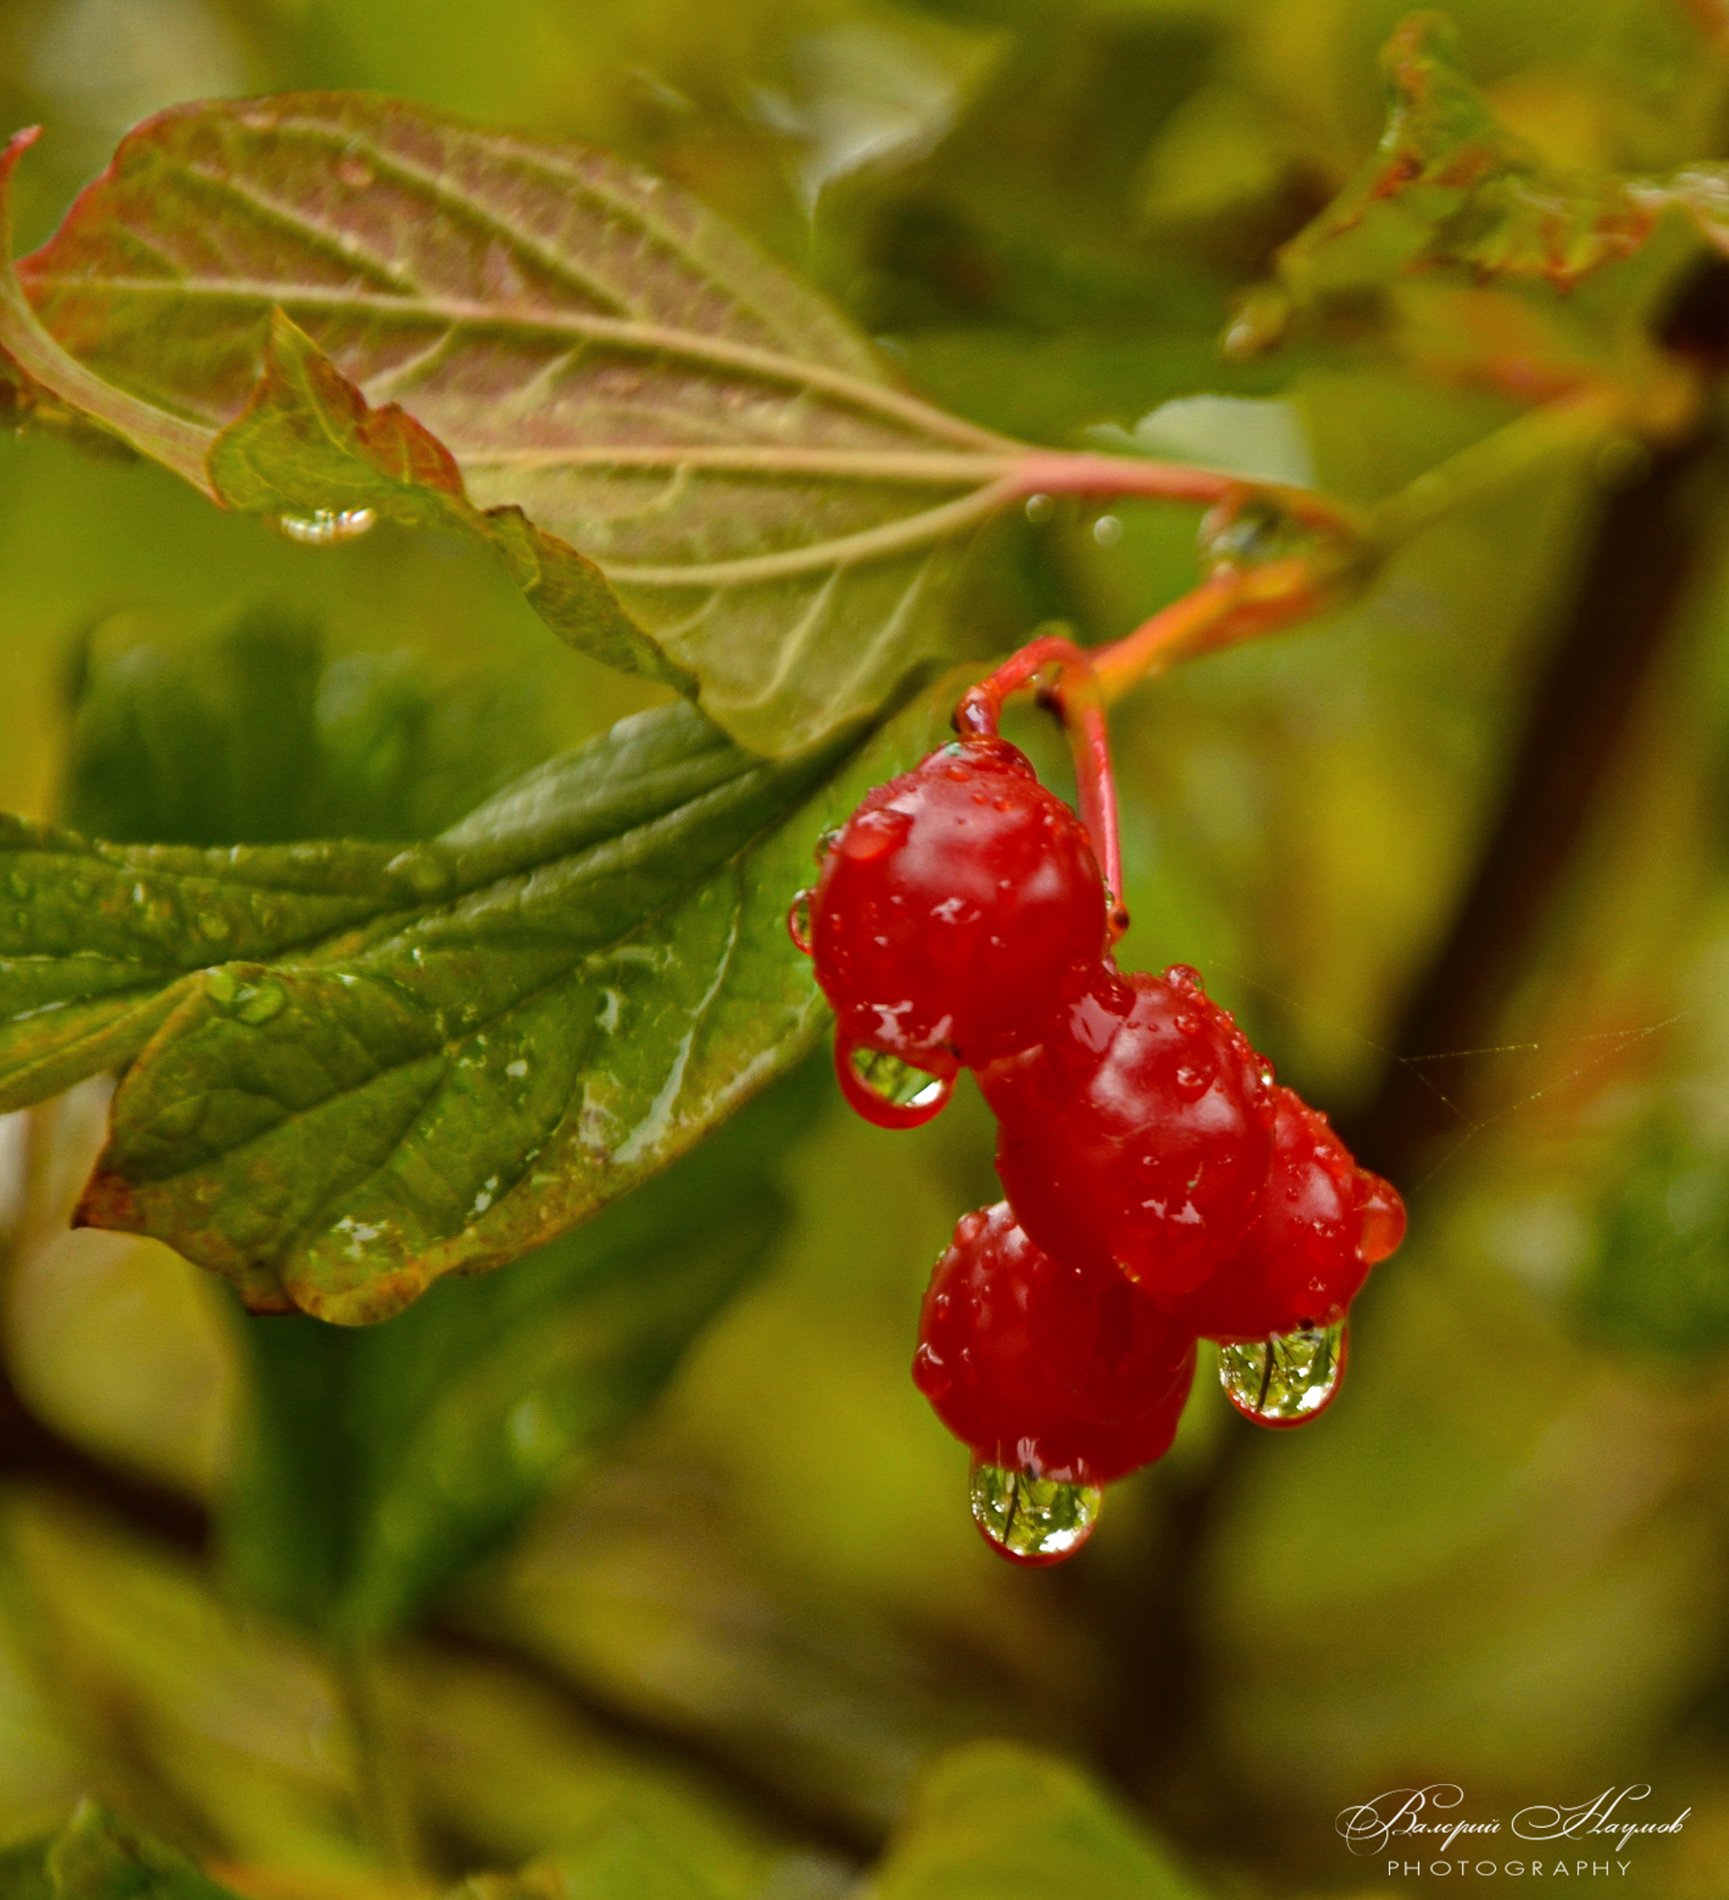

left=2, top=687, right=950, bottom=1319
left=0, top=98, right=1029, bottom=754
left=1575, top=1113, right=1729, bottom=1354
left=36, top=1805, right=238, bottom=1900
left=62, top=607, right=551, bottom=847
left=223, top=1070, right=798, bottom=1637
left=868, top=1744, right=1211, bottom=1900
left=0, top=1836, right=54, bottom=1900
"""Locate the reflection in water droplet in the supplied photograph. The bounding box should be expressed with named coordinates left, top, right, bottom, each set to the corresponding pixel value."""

left=1219, top=1321, right=1347, bottom=1428
left=278, top=507, right=378, bottom=546
left=787, top=887, right=813, bottom=954
left=837, top=1039, right=952, bottom=1129
left=969, top=1460, right=1101, bottom=1565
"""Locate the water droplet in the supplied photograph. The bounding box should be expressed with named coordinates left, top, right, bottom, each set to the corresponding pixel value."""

left=835, top=1037, right=952, bottom=1129
left=1166, top=963, right=1205, bottom=994
left=1091, top=513, right=1123, bottom=548
left=969, top=1460, right=1101, bottom=1566
left=1024, top=492, right=1055, bottom=523
left=237, top=980, right=287, bottom=1025
left=1357, top=1171, right=1406, bottom=1264
left=1198, top=494, right=1307, bottom=573
left=204, top=967, right=287, bottom=1025
left=787, top=887, right=813, bottom=954
left=813, top=826, right=841, bottom=866
left=1219, top=1321, right=1347, bottom=1428
left=385, top=849, right=453, bottom=899
left=277, top=507, right=378, bottom=546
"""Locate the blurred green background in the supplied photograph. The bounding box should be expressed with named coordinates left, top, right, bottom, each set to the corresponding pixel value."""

left=4, top=1, right=1729, bottom=1896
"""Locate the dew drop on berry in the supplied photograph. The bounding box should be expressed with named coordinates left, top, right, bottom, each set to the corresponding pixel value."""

left=1166, top=964, right=1205, bottom=994
left=836, top=1039, right=953, bottom=1129
left=968, top=1459, right=1101, bottom=1565
left=787, top=888, right=814, bottom=954
left=1218, top=1320, right=1346, bottom=1429
left=813, top=827, right=841, bottom=866
left=1357, top=1171, right=1406, bottom=1264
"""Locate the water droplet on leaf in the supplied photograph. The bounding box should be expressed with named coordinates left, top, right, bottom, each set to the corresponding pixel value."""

left=277, top=507, right=378, bottom=546
left=787, top=887, right=813, bottom=954
left=204, top=967, right=287, bottom=1025
left=1219, top=1321, right=1347, bottom=1428
left=969, top=1460, right=1101, bottom=1565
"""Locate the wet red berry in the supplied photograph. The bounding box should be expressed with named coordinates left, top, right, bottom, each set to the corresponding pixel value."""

left=982, top=966, right=1275, bottom=1298
left=914, top=1202, right=1196, bottom=1485
left=1179, top=1087, right=1403, bottom=1341
left=802, top=738, right=1109, bottom=1078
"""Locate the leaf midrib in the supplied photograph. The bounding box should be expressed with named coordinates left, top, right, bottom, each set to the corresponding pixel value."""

left=22, top=272, right=1015, bottom=451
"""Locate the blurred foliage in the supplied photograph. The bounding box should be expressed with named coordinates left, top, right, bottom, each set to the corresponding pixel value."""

left=1, top=2, right=1729, bottom=1899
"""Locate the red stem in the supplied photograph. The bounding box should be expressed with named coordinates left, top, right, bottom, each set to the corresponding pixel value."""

left=955, top=636, right=1127, bottom=932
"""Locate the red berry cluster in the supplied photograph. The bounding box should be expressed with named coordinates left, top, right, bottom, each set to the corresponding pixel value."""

left=791, top=717, right=1404, bottom=1565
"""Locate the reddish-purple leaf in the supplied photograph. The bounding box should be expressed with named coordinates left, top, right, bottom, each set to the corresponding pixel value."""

left=1, top=97, right=1035, bottom=753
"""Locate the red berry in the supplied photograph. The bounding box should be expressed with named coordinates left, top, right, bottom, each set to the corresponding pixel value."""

left=982, top=966, right=1275, bottom=1298
left=803, top=738, right=1108, bottom=1077
left=1179, top=1087, right=1402, bottom=1341
left=914, top=1202, right=1196, bottom=1485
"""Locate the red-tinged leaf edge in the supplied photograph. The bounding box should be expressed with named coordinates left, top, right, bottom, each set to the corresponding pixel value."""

left=0, top=127, right=216, bottom=488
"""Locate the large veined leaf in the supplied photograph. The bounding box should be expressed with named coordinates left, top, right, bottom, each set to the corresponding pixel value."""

left=1, top=688, right=950, bottom=1321
left=0, top=96, right=1040, bottom=755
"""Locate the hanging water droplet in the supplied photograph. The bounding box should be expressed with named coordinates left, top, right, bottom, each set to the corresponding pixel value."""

left=1356, top=1171, right=1406, bottom=1264
left=969, top=1460, right=1101, bottom=1565
left=1024, top=492, right=1055, bottom=524
left=277, top=506, right=378, bottom=546
left=835, top=1037, right=953, bottom=1129
left=1091, top=513, right=1123, bottom=548
left=1219, top=1321, right=1347, bottom=1428
left=787, top=887, right=814, bottom=954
